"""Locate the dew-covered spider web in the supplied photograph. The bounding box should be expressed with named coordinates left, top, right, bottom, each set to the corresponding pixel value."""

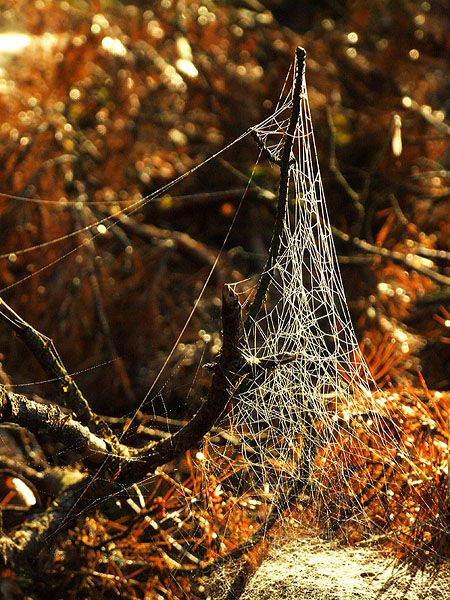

left=199, top=49, right=405, bottom=547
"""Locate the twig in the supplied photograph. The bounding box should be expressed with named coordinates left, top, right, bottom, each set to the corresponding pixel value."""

left=0, top=473, right=87, bottom=572
left=415, top=246, right=450, bottom=262
left=327, top=110, right=398, bottom=240
left=0, top=297, right=95, bottom=425
left=329, top=461, right=394, bottom=533
left=389, top=194, right=450, bottom=262
left=218, top=159, right=277, bottom=206
left=241, top=171, right=449, bottom=285
left=360, top=118, right=395, bottom=241
left=0, top=455, right=88, bottom=500
left=447, top=417, right=450, bottom=516
left=389, top=193, right=411, bottom=228
left=186, top=399, right=319, bottom=575
left=0, top=456, right=45, bottom=490
left=19, top=155, right=77, bottom=198
left=403, top=96, right=450, bottom=137
left=109, top=212, right=224, bottom=283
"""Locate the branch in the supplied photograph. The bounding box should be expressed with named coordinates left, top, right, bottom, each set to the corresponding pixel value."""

left=0, top=387, right=113, bottom=463
left=118, top=284, right=244, bottom=484
left=389, top=194, right=450, bottom=262
left=327, top=109, right=395, bottom=240
left=0, top=454, right=91, bottom=509
left=179, top=401, right=319, bottom=575
left=332, top=227, right=450, bottom=287
left=402, top=95, right=450, bottom=137
left=79, top=208, right=136, bottom=409
left=245, top=47, right=306, bottom=331
left=0, top=455, right=46, bottom=493
left=0, top=297, right=94, bottom=425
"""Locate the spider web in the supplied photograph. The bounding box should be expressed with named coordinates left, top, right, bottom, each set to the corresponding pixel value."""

left=199, top=49, right=404, bottom=545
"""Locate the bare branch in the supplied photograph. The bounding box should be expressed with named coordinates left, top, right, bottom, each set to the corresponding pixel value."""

left=0, top=387, right=111, bottom=463
left=79, top=208, right=136, bottom=408
left=326, top=105, right=363, bottom=220
left=0, top=298, right=94, bottom=425
left=245, top=47, right=306, bottom=331
left=176, top=401, right=319, bottom=575
left=110, top=212, right=224, bottom=283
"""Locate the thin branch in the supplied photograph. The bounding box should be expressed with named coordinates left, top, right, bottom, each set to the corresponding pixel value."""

left=233, top=170, right=449, bottom=285
left=0, top=455, right=46, bottom=490
left=218, top=158, right=277, bottom=205
left=0, top=297, right=94, bottom=425
left=329, top=462, right=394, bottom=533
left=101, top=412, right=258, bottom=452
left=403, top=96, right=450, bottom=137
left=19, top=155, right=77, bottom=198
left=244, top=47, right=306, bottom=332
left=0, top=474, right=87, bottom=572
left=179, top=401, right=319, bottom=575
left=0, top=455, right=88, bottom=501
left=414, top=246, right=450, bottom=263
left=327, top=109, right=395, bottom=240
left=360, top=119, right=396, bottom=241
left=110, top=212, right=224, bottom=283
left=389, top=193, right=411, bottom=228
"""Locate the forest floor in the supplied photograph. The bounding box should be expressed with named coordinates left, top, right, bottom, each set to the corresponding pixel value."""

left=240, top=532, right=450, bottom=600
